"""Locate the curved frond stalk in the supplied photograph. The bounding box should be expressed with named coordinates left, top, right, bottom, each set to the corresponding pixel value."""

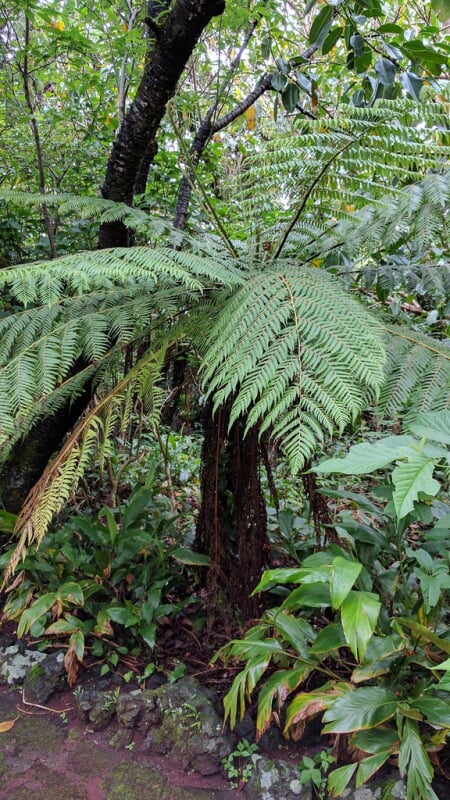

left=2, top=345, right=169, bottom=584
left=203, top=266, right=385, bottom=473
left=380, top=327, right=450, bottom=422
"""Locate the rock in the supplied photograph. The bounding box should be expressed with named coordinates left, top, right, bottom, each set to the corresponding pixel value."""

left=244, top=755, right=310, bottom=800
left=74, top=687, right=118, bottom=731
left=23, top=651, right=66, bottom=704
left=0, top=644, right=46, bottom=684
left=339, top=775, right=406, bottom=799
left=131, top=676, right=233, bottom=775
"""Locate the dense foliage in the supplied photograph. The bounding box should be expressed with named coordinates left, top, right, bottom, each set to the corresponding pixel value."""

left=0, top=1, right=449, bottom=797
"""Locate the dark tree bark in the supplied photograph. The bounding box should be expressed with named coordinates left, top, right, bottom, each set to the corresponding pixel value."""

left=99, top=0, right=226, bottom=248
left=194, top=403, right=269, bottom=630
left=0, top=0, right=225, bottom=514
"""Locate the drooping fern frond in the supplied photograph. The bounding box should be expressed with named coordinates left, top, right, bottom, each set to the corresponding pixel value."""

left=203, top=265, right=386, bottom=473
left=0, top=245, right=243, bottom=305
left=3, top=345, right=169, bottom=582
left=379, top=326, right=450, bottom=423
left=0, top=243, right=245, bottom=454
left=0, top=189, right=165, bottom=235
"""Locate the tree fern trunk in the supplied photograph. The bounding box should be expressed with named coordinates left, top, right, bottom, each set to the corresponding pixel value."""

left=194, top=402, right=269, bottom=629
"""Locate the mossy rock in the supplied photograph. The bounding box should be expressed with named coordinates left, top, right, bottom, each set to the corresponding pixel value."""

left=68, top=739, right=118, bottom=776
left=7, top=763, right=87, bottom=800
left=2, top=714, right=65, bottom=755
left=102, top=763, right=216, bottom=800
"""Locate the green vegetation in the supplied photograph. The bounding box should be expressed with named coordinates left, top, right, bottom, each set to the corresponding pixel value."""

left=0, top=0, right=449, bottom=797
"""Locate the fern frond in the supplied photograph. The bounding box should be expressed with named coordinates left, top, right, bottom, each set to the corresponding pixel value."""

left=0, top=189, right=156, bottom=233
left=380, top=327, right=450, bottom=422
left=3, top=346, right=168, bottom=581
left=203, top=266, right=385, bottom=472
left=0, top=245, right=244, bottom=307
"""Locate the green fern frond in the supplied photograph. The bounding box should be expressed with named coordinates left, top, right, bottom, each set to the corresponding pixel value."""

left=380, top=327, right=450, bottom=422
left=203, top=266, right=385, bottom=473
left=0, top=189, right=156, bottom=233
left=3, top=346, right=168, bottom=580
left=0, top=245, right=243, bottom=307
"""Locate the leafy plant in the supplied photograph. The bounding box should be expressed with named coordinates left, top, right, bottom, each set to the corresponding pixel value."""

left=298, top=749, right=335, bottom=800
left=221, top=738, right=259, bottom=788
left=1, top=483, right=208, bottom=683
left=213, top=410, right=450, bottom=800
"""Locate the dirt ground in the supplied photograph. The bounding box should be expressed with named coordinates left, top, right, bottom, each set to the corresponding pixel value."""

left=0, top=684, right=246, bottom=800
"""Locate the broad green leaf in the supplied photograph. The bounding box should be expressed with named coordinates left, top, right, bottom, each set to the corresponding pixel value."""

left=271, top=610, right=314, bottom=654
left=341, top=591, right=381, bottom=661
left=411, top=696, right=450, bottom=728
left=309, top=5, right=333, bottom=46
left=17, top=593, right=56, bottom=637
left=281, top=83, right=300, bottom=113
left=107, top=606, right=140, bottom=627
left=392, top=456, right=440, bottom=520
left=407, top=411, right=450, bottom=446
left=397, top=618, right=450, bottom=654
left=322, top=26, right=342, bottom=55
left=171, top=547, right=210, bottom=566
left=330, top=557, right=362, bottom=609
left=374, top=57, right=396, bottom=86
left=280, top=583, right=331, bottom=609
left=327, top=763, right=357, bottom=797
left=309, top=622, right=346, bottom=655
left=70, top=629, right=85, bottom=662
left=139, top=621, right=156, bottom=649
left=322, top=687, right=397, bottom=733
left=314, top=436, right=416, bottom=475
left=56, top=581, right=84, bottom=606
left=253, top=567, right=311, bottom=593
left=256, top=666, right=310, bottom=736
left=121, top=487, right=152, bottom=531
left=400, top=72, right=423, bottom=103
left=285, top=681, right=349, bottom=734
left=352, top=727, right=398, bottom=754
left=356, top=751, right=391, bottom=786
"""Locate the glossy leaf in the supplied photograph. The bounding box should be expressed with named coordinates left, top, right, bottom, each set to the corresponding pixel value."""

left=314, top=436, right=416, bottom=474
left=327, top=763, right=357, bottom=797
left=341, top=591, right=381, bottom=661
left=17, top=593, right=56, bottom=637
left=322, top=686, right=397, bottom=733
left=356, top=751, right=391, bottom=786
left=330, top=556, right=362, bottom=609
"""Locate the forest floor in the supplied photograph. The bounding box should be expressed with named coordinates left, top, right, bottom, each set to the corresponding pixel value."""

left=0, top=682, right=246, bottom=800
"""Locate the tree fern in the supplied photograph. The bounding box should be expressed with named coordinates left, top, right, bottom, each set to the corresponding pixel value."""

left=203, top=266, right=385, bottom=473
left=380, top=327, right=450, bottom=422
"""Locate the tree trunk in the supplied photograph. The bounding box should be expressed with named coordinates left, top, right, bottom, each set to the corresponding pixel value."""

left=0, top=0, right=224, bottom=514
left=194, top=402, right=269, bottom=630
left=99, top=0, right=225, bottom=248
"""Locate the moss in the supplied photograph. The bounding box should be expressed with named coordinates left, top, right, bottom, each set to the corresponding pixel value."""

left=7, top=764, right=86, bottom=800
left=102, top=764, right=214, bottom=800
left=5, top=714, right=65, bottom=755
left=0, top=752, right=6, bottom=777
left=68, top=727, right=79, bottom=742
left=68, top=739, right=117, bottom=776
left=25, top=662, right=45, bottom=686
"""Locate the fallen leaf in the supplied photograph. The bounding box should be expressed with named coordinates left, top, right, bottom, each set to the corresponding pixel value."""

left=0, top=716, right=19, bottom=733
